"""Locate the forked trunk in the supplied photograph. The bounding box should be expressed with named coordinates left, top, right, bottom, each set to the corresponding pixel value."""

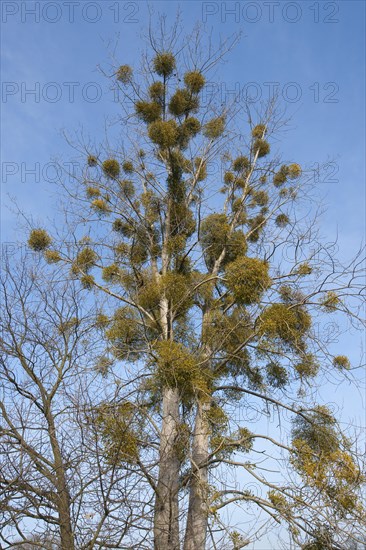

left=184, top=400, right=210, bottom=550
left=154, top=386, right=181, bottom=550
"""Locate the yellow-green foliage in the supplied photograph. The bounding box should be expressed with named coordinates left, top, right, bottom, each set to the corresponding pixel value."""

left=268, top=490, right=288, bottom=511
left=154, top=340, right=209, bottom=400
left=116, top=65, right=132, bottom=84
left=278, top=285, right=305, bottom=305
left=247, top=213, right=266, bottom=242
left=119, top=179, right=135, bottom=198
left=112, top=219, right=134, bottom=236
left=206, top=403, right=228, bottom=433
left=71, top=247, right=97, bottom=274
left=295, top=354, right=319, bottom=378
left=96, top=402, right=139, bottom=464
left=333, top=355, right=350, bottom=370
left=169, top=89, right=199, bottom=117
left=230, top=531, right=249, bottom=550
left=28, top=229, right=52, bottom=251
left=44, top=249, right=61, bottom=263
left=86, top=186, right=101, bottom=198
left=180, top=117, right=201, bottom=143
left=291, top=406, right=363, bottom=510
left=236, top=427, right=254, bottom=452
left=135, top=100, right=161, bottom=123
left=297, top=262, right=312, bottom=276
left=224, top=171, right=235, bottom=185
left=135, top=276, right=161, bottom=311
left=253, top=136, right=270, bottom=157
left=252, top=190, right=269, bottom=207
left=275, top=213, right=290, bottom=227
left=259, top=303, right=311, bottom=346
left=153, top=52, right=176, bottom=77
left=203, top=116, right=225, bottom=140
left=149, top=81, right=165, bottom=103
left=173, top=422, right=191, bottom=461
left=320, top=291, right=340, bottom=312
left=266, top=362, right=288, bottom=388
left=273, top=165, right=289, bottom=187
left=225, top=257, right=271, bottom=305
left=87, top=155, right=98, bottom=167
left=200, top=213, right=228, bottom=268
left=203, top=309, right=251, bottom=373
left=232, top=156, right=250, bottom=172
left=91, top=199, right=110, bottom=214
left=106, top=306, right=143, bottom=360
left=102, top=264, right=123, bottom=284
left=226, top=230, right=248, bottom=262
left=80, top=274, right=95, bottom=289
left=137, top=272, right=192, bottom=316
left=288, top=163, right=302, bottom=179
left=200, top=214, right=247, bottom=269
left=211, top=426, right=254, bottom=457
left=58, top=317, right=79, bottom=334
left=148, top=119, right=179, bottom=148
left=114, top=242, right=130, bottom=259
left=194, top=157, right=207, bottom=181
left=251, top=124, right=266, bottom=138
left=292, top=406, right=339, bottom=457
left=161, top=272, right=193, bottom=314
left=95, top=313, right=110, bottom=329
left=184, top=71, right=205, bottom=93
left=122, top=160, right=134, bottom=173
left=102, top=159, right=120, bottom=178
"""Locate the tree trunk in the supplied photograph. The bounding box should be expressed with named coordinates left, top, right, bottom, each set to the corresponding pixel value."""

left=184, top=400, right=210, bottom=550
left=154, top=386, right=181, bottom=550
left=47, top=415, right=75, bottom=550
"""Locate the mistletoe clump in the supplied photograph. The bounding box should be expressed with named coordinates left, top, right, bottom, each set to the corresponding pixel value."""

left=44, top=250, right=61, bottom=264
left=152, top=52, right=176, bottom=77
left=259, top=303, right=311, bottom=347
left=149, top=81, right=165, bottom=103
left=102, top=159, right=120, bottom=179
left=266, top=362, right=288, bottom=388
left=71, top=247, right=97, bottom=275
left=288, top=163, right=302, bottom=179
left=252, top=138, right=270, bottom=158
left=200, top=213, right=247, bottom=270
left=225, top=257, right=271, bottom=305
left=184, top=70, right=205, bottom=93
left=148, top=119, right=179, bottom=148
left=203, top=116, right=225, bottom=140
left=154, top=340, right=209, bottom=401
left=87, top=154, right=98, bottom=167
left=135, top=100, right=162, bottom=123
left=96, top=402, right=139, bottom=464
left=169, top=89, right=199, bottom=117
left=116, top=64, right=132, bottom=84
left=28, top=229, right=52, bottom=251
left=106, top=306, right=144, bottom=360
left=333, top=355, right=350, bottom=370
left=251, top=123, right=266, bottom=139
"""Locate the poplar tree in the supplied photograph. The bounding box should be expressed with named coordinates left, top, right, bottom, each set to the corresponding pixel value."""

left=26, top=23, right=365, bottom=549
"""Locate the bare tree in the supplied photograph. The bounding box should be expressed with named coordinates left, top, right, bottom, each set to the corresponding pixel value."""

left=0, top=256, right=148, bottom=549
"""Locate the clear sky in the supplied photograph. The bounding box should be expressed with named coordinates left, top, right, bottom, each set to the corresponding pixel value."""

left=1, top=1, right=365, bottom=547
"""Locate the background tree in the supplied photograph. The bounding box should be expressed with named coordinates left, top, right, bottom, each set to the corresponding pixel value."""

left=23, top=21, right=365, bottom=549
left=0, top=256, right=149, bottom=549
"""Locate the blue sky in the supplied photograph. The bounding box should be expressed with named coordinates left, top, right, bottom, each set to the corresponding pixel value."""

left=1, top=1, right=365, bottom=248
left=1, top=1, right=365, bottom=547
